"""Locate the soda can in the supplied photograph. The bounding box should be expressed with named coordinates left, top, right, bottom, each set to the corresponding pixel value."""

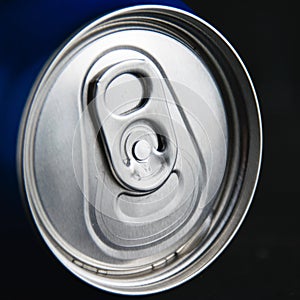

left=17, top=3, right=262, bottom=295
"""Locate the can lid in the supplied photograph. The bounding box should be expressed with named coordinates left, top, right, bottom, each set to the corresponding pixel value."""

left=18, top=5, right=262, bottom=295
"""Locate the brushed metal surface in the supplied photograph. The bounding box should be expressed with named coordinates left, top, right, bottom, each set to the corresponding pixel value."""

left=18, top=5, right=262, bottom=295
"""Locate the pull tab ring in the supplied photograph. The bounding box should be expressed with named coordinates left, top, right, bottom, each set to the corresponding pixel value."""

left=89, top=59, right=177, bottom=192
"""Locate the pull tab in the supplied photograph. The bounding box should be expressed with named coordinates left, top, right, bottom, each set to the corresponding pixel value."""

left=89, top=59, right=177, bottom=192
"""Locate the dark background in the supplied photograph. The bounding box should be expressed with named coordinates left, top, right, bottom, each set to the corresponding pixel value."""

left=1, top=0, right=299, bottom=299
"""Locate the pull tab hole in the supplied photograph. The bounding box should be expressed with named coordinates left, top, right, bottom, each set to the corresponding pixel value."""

left=157, top=134, right=166, bottom=152
left=105, top=73, right=147, bottom=115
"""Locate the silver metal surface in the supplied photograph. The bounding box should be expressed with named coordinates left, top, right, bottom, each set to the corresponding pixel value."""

left=18, top=5, right=262, bottom=295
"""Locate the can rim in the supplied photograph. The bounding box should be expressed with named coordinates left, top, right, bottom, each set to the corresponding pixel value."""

left=17, top=4, right=263, bottom=295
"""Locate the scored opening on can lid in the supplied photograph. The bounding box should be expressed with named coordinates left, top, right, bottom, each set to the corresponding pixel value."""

left=18, top=5, right=262, bottom=295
